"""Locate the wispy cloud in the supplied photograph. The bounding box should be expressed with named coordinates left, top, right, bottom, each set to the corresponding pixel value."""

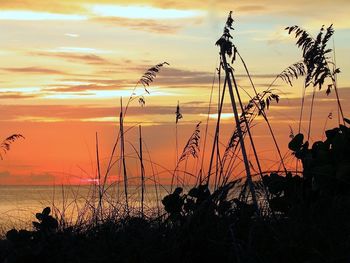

left=60, top=67, right=282, bottom=90
left=45, top=83, right=128, bottom=92
left=236, top=5, right=266, bottom=13
left=0, top=170, right=55, bottom=184
left=0, top=92, right=38, bottom=99
left=47, top=47, right=111, bottom=54
left=65, top=33, right=79, bottom=38
left=31, top=52, right=112, bottom=65
left=91, top=17, right=183, bottom=34
left=0, top=67, right=66, bottom=75
left=0, top=104, right=210, bottom=122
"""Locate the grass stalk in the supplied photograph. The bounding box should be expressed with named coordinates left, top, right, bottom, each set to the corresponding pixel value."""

left=207, top=75, right=227, bottom=186
left=237, top=51, right=288, bottom=175
left=198, top=65, right=217, bottom=184
left=307, top=86, right=317, bottom=142
left=119, top=98, right=129, bottom=215
left=220, top=49, right=260, bottom=215
left=139, top=125, right=145, bottom=217
left=95, top=132, right=103, bottom=222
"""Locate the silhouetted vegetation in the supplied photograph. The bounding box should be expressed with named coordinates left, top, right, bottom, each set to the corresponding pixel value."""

left=1, top=12, right=349, bottom=263
left=0, top=134, right=24, bottom=160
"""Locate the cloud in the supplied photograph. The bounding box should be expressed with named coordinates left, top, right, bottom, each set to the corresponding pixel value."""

left=155, top=67, right=215, bottom=86
left=1, top=0, right=349, bottom=18
left=0, top=67, right=66, bottom=75
left=0, top=1, right=86, bottom=14
left=31, top=51, right=112, bottom=65
left=0, top=105, right=120, bottom=121
left=0, top=170, right=55, bottom=184
left=45, top=83, right=128, bottom=92
left=236, top=5, right=266, bottom=13
left=60, top=67, right=283, bottom=91
left=65, top=33, right=79, bottom=38
left=57, top=67, right=215, bottom=88
left=90, top=4, right=204, bottom=19
left=29, top=172, right=55, bottom=183
left=0, top=171, right=11, bottom=179
left=0, top=104, right=211, bottom=122
left=0, top=92, right=38, bottom=99
left=138, top=68, right=280, bottom=87
left=91, top=17, right=184, bottom=34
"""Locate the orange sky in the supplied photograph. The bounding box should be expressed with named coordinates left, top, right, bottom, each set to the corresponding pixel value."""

left=0, top=0, right=349, bottom=185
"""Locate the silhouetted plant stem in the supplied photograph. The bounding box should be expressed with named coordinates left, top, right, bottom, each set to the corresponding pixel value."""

left=175, top=120, right=179, bottom=187
left=214, top=71, right=223, bottom=190
left=101, top=63, right=168, bottom=198
left=183, top=158, right=189, bottom=187
left=220, top=49, right=259, bottom=215
left=95, top=132, right=103, bottom=222
left=237, top=50, right=288, bottom=175
left=332, top=38, right=342, bottom=124
left=198, top=65, right=217, bottom=185
left=229, top=71, right=276, bottom=211
left=207, top=75, right=227, bottom=186
left=139, top=125, right=145, bottom=217
left=143, top=142, right=160, bottom=217
left=298, top=83, right=306, bottom=134
left=171, top=122, right=201, bottom=192
left=332, top=79, right=344, bottom=125
left=307, top=86, right=317, bottom=142
left=173, top=101, right=182, bottom=190
left=120, top=98, right=129, bottom=215
left=230, top=63, right=264, bottom=178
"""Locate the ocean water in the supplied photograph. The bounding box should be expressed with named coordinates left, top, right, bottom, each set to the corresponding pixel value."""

left=0, top=184, right=171, bottom=232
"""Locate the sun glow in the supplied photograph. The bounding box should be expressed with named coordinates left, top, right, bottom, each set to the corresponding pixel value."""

left=46, top=47, right=110, bottom=54
left=0, top=11, right=86, bottom=21
left=43, top=89, right=170, bottom=100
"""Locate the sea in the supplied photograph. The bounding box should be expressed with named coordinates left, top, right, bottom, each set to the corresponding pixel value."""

left=0, top=184, right=172, bottom=233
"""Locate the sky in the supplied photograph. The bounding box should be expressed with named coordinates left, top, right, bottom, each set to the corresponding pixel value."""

left=0, top=0, right=349, bottom=185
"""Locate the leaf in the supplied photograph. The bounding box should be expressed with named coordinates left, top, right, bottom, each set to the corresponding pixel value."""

left=278, top=61, right=306, bottom=86
left=0, top=134, right=25, bottom=160
left=36, top=213, right=43, bottom=221
left=138, top=97, right=145, bottom=107
left=285, top=24, right=337, bottom=91
left=175, top=101, right=183, bottom=124
left=216, top=11, right=235, bottom=57
left=288, top=133, right=304, bottom=151
left=344, top=118, right=350, bottom=125
left=334, top=68, right=341, bottom=74
left=178, top=122, right=201, bottom=163
left=139, top=62, right=169, bottom=89
left=173, top=187, right=183, bottom=195
left=42, top=207, right=51, bottom=216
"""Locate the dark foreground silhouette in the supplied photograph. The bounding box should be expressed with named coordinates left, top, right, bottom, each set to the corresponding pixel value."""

left=1, top=125, right=350, bottom=263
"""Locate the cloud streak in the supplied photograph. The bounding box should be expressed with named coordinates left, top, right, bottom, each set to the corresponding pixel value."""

left=0, top=92, right=38, bottom=99
left=31, top=51, right=113, bottom=65
left=0, top=67, right=66, bottom=75
left=91, top=16, right=184, bottom=34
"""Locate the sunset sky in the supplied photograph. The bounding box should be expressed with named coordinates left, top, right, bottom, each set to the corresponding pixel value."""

left=0, top=0, right=349, bottom=185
